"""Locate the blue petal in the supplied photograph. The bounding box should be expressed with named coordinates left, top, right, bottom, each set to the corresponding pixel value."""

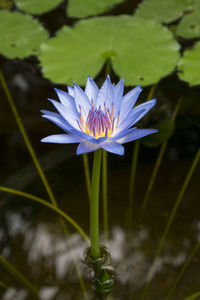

left=119, top=86, right=142, bottom=125
left=41, top=134, right=82, bottom=144
left=117, top=129, right=158, bottom=144
left=85, top=76, right=99, bottom=103
left=49, top=99, right=80, bottom=130
left=118, top=99, right=156, bottom=132
left=42, top=113, right=72, bottom=132
left=101, top=141, right=124, bottom=156
left=116, top=109, right=145, bottom=133
left=113, top=78, right=124, bottom=118
left=67, top=85, right=74, bottom=97
left=95, top=75, right=114, bottom=110
left=54, top=89, right=78, bottom=116
left=88, top=136, right=108, bottom=144
left=73, top=82, right=92, bottom=120
left=76, top=142, right=100, bottom=155
left=111, top=127, right=137, bottom=141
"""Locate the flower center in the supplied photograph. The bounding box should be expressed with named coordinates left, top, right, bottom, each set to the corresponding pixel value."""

left=79, top=104, right=119, bottom=139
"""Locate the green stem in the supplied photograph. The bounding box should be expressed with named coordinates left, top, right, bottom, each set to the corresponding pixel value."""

left=166, top=241, right=200, bottom=300
left=82, top=153, right=91, bottom=200
left=141, top=147, right=200, bottom=300
left=140, top=96, right=182, bottom=218
left=128, top=141, right=140, bottom=230
left=90, top=149, right=102, bottom=259
left=102, top=150, right=109, bottom=241
left=0, top=255, right=38, bottom=298
left=0, top=186, right=89, bottom=244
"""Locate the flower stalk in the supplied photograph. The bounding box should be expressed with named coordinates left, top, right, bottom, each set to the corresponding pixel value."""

left=90, top=149, right=102, bottom=259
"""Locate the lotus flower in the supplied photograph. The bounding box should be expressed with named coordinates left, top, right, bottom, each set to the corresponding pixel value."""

left=41, top=76, right=157, bottom=155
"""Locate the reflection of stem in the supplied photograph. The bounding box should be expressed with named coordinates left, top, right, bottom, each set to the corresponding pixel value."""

left=0, top=255, right=38, bottom=298
left=102, top=150, right=109, bottom=241
left=166, top=241, right=200, bottom=300
left=91, top=149, right=102, bottom=259
left=82, top=153, right=91, bottom=201
left=0, top=70, right=88, bottom=299
left=0, top=186, right=89, bottom=244
left=141, top=147, right=200, bottom=300
left=140, top=96, right=183, bottom=219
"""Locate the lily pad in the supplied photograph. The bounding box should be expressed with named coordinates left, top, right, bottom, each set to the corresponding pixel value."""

left=142, top=120, right=174, bottom=147
left=0, top=10, right=48, bottom=59
left=178, top=41, right=200, bottom=86
left=67, top=0, right=124, bottom=18
left=176, top=1, right=200, bottom=38
left=39, top=16, right=179, bottom=86
left=134, top=0, right=193, bottom=24
left=15, top=0, right=63, bottom=15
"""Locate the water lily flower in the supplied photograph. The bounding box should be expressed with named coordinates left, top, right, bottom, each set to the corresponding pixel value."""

left=41, top=76, right=157, bottom=155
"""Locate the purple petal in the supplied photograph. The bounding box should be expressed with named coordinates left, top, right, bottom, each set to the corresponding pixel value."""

left=76, top=142, right=100, bottom=155
left=116, top=109, right=146, bottom=133
left=101, top=141, right=124, bottom=156
left=117, top=129, right=158, bottom=144
left=85, top=76, right=99, bottom=103
left=41, top=134, right=82, bottom=144
left=111, top=127, right=137, bottom=141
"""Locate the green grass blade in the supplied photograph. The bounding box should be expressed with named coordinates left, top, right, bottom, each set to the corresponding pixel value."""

left=141, top=147, right=200, bottom=300
left=0, top=186, right=90, bottom=244
left=185, top=291, right=200, bottom=300
left=140, top=96, right=182, bottom=218
left=166, top=241, right=200, bottom=300
left=0, top=255, right=38, bottom=298
left=0, top=69, right=89, bottom=299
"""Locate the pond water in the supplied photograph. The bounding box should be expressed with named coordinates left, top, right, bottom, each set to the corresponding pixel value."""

left=0, top=145, right=200, bottom=299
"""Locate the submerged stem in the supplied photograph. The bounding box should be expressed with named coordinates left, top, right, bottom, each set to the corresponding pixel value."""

left=90, top=149, right=102, bottom=259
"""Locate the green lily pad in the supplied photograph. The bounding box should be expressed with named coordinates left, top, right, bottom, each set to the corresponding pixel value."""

left=39, top=16, right=179, bottom=86
left=0, top=10, right=48, bottom=59
left=67, top=0, right=124, bottom=18
left=176, top=1, right=200, bottom=38
left=134, top=0, right=193, bottom=24
left=15, top=0, right=63, bottom=14
left=142, top=120, right=175, bottom=147
left=178, top=41, right=200, bottom=86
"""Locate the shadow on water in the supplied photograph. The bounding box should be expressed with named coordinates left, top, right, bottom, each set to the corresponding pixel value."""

left=0, top=147, right=200, bottom=299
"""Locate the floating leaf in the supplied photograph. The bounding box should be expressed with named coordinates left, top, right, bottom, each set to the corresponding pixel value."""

left=135, top=0, right=193, bottom=24
left=0, top=10, right=48, bottom=59
left=39, top=16, right=179, bottom=86
left=142, top=120, right=174, bottom=147
left=178, top=41, right=200, bottom=86
left=14, top=0, right=63, bottom=14
left=176, top=1, right=200, bottom=38
left=67, top=0, right=124, bottom=18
